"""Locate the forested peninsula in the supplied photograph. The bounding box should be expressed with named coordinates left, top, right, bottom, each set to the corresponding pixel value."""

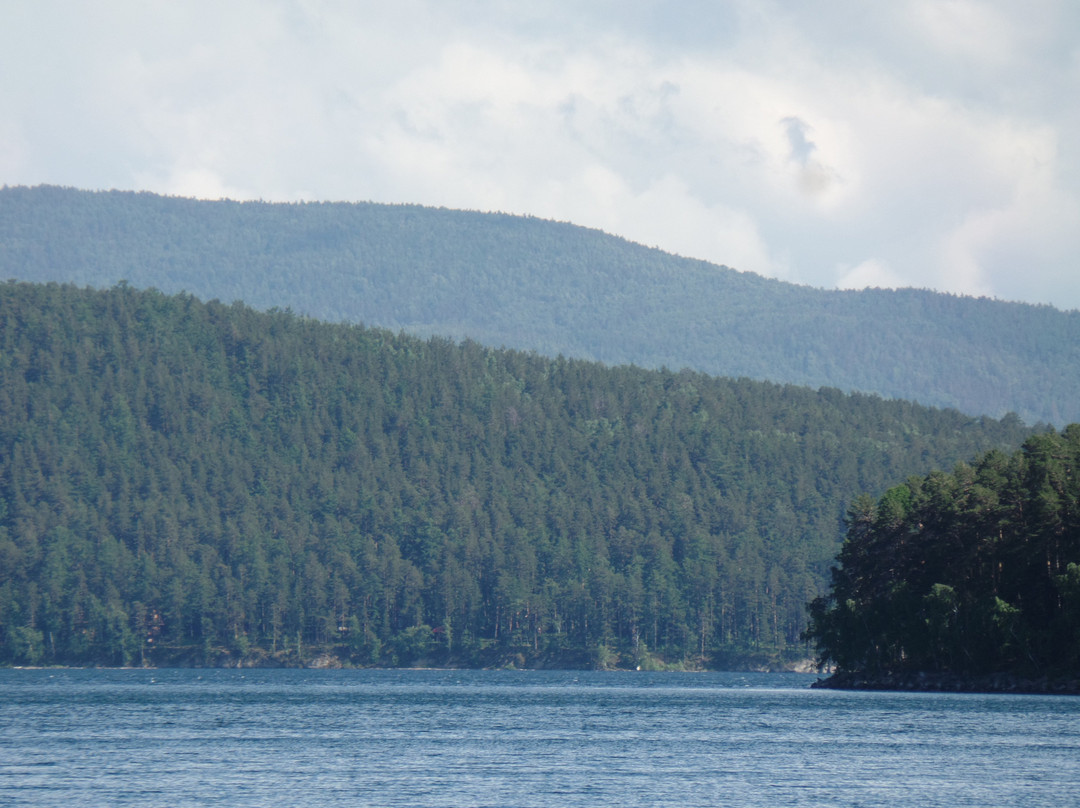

left=3, top=185, right=1079, bottom=426
left=0, top=282, right=1036, bottom=669
left=806, top=428, right=1080, bottom=693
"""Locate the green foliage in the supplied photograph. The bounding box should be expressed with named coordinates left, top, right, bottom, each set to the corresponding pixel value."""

left=0, top=282, right=1035, bottom=667
left=8, top=626, right=45, bottom=665
left=806, top=426, right=1080, bottom=678
left=2, top=185, right=1078, bottom=426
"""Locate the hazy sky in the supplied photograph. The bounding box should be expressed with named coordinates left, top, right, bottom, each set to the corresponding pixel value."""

left=4, top=0, right=1079, bottom=310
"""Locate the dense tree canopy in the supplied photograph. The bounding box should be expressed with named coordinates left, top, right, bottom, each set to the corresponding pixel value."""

left=805, top=426, right=1080, bottom=684
left=0, top=282, right=1034, bottom=668
left=2, top=185, right=1078, bottom=426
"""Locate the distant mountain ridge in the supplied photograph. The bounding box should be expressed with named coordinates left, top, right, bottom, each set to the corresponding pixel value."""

left=3, top=184, right=1077, bottom=425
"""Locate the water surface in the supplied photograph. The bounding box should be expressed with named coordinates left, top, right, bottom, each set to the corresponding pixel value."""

left=2, top=669, right=1077, bottom=806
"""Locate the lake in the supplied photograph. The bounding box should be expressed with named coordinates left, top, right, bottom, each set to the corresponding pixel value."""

left=2, top=669, right=1078, bottom=807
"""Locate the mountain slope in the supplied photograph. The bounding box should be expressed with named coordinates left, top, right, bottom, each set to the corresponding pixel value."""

left=0, top=282, right=1035, bottom=668
left=2, top=185, right=1078, bottom=425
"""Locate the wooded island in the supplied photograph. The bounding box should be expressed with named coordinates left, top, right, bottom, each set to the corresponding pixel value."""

left=806, top=428, right=1080, bottom=692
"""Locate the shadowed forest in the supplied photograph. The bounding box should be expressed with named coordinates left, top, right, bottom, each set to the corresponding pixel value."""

left=807, top=426, right=1080, bottom=689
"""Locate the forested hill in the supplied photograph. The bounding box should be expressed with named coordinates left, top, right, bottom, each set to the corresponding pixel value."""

left=0, top=282, right=1034, bottom=668
left=2, top=185, right=1078, bottom=427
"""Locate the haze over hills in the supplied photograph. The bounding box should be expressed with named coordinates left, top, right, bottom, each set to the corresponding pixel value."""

left=3, top=185, right=1078, bottom=426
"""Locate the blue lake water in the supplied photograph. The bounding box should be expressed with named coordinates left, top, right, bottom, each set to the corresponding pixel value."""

left=2, top=668, right=1078, bottom=807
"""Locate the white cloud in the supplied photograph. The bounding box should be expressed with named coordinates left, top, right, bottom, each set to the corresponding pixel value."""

left=907, top=0, right=1019, bottom=67
left=936, top=161, right=1080, bottom=307
left=143, top=166, right=255, bottom=203
left=836, top=259, right=907, bottom=291
left=590, top=172, right=781, bottom=279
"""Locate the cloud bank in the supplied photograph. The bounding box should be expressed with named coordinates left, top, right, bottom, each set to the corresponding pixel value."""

left=3, top=0, right=1079, bottom=310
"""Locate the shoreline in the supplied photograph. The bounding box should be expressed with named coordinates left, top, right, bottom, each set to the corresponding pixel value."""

left=6, top=662, right=819, bottom=675
left=812, top=670, right=1080, bottom=695
left=2, top=644, right=818, bottom=674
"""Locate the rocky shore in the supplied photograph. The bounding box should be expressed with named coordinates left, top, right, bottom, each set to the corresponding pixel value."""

left=812, top=670, right=1080, bottom=695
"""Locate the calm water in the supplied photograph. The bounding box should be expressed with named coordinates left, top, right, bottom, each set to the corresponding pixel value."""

left=2, top=669, right=1078, bottom=807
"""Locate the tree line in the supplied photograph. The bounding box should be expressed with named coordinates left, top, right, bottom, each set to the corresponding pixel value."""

left=0, top=281, right=1035, bottom=668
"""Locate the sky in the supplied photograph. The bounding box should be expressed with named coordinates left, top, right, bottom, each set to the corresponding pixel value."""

left=4, top=0, right=1080, bottom=311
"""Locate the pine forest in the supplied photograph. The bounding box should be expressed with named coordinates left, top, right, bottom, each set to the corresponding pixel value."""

left=0, top=281, right=1036, bottom=669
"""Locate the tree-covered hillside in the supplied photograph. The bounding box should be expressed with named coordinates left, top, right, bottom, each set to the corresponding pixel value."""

left=2, top=185, right=1078, bottom=426
left=805, top=427, right=1080, bottom=691
left=0, top=282, right=1034, bottom=668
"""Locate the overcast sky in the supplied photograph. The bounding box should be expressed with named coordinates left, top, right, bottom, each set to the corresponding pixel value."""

left=4, top=0, right=1079, bottom=310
